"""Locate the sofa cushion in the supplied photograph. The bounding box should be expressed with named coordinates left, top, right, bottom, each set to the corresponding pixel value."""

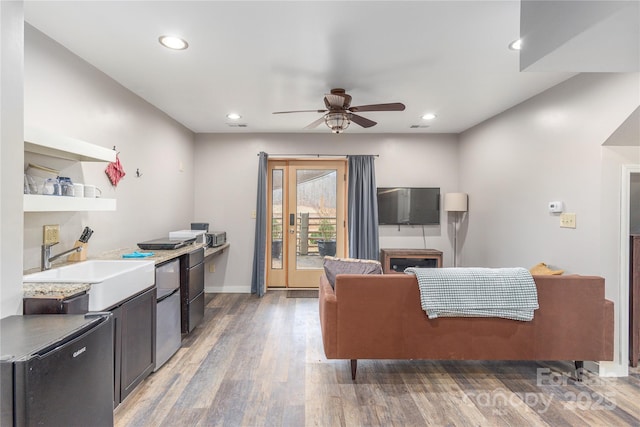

left=323, top=256, right=383, bottom=289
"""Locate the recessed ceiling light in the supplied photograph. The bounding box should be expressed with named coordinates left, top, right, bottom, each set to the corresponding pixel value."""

left=158, top=35, right=189, bottom=50
left=226, top=113, right=242, bottom=120
left=421, top=113, right=437, bottom=120
left=509, top=39, right=522, bottom=51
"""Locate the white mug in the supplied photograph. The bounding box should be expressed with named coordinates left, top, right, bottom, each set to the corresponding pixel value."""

left=73, top=183, right=84, bottom=198
left=84, top=184, right=102, bottom=198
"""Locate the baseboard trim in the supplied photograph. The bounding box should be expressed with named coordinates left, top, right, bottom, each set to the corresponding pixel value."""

left=585, top=360, right=629, bottom=377
left=205, top=286, right=251, bottom=294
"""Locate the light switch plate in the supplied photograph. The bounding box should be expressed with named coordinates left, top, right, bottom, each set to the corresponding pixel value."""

left=43, top=224, right=60, bottom=244
left=560, top=213, right=576, bottom=229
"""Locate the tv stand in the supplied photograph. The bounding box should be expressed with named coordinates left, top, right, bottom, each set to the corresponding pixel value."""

left=380, top=248, right=443, bottom=274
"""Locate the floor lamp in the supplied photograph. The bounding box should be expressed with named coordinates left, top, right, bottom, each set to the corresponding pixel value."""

left=444, top=193, right=468, bottom=267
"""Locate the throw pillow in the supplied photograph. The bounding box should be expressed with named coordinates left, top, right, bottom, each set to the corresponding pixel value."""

left=323, top=256, right=383, bottom=289
left=529, top=262, right=564, bottom=275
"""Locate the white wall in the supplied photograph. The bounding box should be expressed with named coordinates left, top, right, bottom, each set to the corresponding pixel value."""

left=0, top=0, right=25, bottom=317
left=193, top=133, right=460, bottom=293
left=459, top=72, right=640, bottom=374
left=22, top=25, right=196, bottom=271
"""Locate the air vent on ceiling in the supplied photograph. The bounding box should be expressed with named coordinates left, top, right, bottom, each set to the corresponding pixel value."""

left=410, top=125, right=430, bottom=129
left=226, top=123, right=248, bottom=128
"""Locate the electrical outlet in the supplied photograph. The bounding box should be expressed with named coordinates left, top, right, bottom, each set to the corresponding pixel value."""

left=209, top=263, right=215, bottom=273
left=251, top=210, right=256, bottom=219
left=560, top=213, right=577, bottom=229
left=43, top=224, right=60, bottom=244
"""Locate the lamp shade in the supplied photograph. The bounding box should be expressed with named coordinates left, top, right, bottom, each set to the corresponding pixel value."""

left=444, top=192, right=468, bottom=212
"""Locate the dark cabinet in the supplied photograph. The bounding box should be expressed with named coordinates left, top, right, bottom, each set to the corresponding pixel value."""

left=23, top=292, right=89, bottom=314
left=181, top=247, right=204, bottom=333
left=112, top=287, right=156, bottom=405
left=380, top=248, right=443, bottom=274
left=23, top=288, right=156, bottom=407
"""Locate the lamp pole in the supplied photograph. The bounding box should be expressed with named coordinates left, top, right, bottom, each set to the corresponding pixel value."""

left=444, top=192, right=468, bottom=268
left=453, top=211, right=459, bottom=267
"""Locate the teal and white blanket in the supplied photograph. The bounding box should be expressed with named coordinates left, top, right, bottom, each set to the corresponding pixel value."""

left=405, top=267, right=539, bottom=322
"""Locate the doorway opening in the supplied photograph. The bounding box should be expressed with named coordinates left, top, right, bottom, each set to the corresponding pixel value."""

left=267, top=159, right=347, bottom=288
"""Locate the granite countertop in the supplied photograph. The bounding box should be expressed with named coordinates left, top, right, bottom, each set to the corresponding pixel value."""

left=23, top=242, right=230, bottom=300
left=23, top=283, right=92, bottom=300
left=96, top=241, right=229, bottom=264
left=96, top=242, right=210, bottom=264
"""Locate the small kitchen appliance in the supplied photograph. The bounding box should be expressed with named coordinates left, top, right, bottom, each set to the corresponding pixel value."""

left=1, top=313, right=114, bottom=426
left=137, top=238, right=195, bottom=250
left=206, top=231, right=226, bottom=248
left=190, top=222, right=209, bottom=232
left=169, top=229, right=206, bottom=245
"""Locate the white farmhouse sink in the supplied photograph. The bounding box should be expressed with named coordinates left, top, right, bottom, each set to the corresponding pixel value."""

left=23, top=260, right=155, bottom=311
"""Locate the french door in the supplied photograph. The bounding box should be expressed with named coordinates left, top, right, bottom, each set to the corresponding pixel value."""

left=267, top=159, right=347, bottom=288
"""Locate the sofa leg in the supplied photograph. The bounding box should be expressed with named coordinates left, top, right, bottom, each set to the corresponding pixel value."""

left=574, top=361, right=584, bottom=382
left=350, top=359, right=357, bottom=380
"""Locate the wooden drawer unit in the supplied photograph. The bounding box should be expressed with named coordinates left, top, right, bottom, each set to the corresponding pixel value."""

left=380, top=248, right=443, bottom=274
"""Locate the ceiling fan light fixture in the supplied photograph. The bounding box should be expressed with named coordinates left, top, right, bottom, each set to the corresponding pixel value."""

left=324, top=112, right=350, bottom=133
left=421, top=113, right=437, bottom=120
left=159, top=35, right=189, bottom=50
left=226, top=113, right=241, bottom=120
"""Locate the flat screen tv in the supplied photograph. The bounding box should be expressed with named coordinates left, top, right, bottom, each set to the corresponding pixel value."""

left=377, top=187, right=440, bottom=225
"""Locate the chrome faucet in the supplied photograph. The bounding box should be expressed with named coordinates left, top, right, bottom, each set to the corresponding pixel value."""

left=41, top=242, right=82, bottom=271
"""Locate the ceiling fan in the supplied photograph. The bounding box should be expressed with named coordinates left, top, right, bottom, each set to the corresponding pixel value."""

left=273, top=88, right=406, bottom=133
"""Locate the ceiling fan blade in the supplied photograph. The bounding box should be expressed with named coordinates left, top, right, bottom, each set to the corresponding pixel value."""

left=324, top=94, right=347, bottom=109
left=273, top=109, right=327, bottom=114
left=349, top=102, right=406, bottom=112
left=304, top=116, right=326, bottom=129
left=349, top=113, right=377, bottom=128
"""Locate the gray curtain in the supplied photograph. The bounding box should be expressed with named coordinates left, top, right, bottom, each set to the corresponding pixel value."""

left=347, top=155, right=379, bottom=260
left=251, top=152, right=268, bottom=297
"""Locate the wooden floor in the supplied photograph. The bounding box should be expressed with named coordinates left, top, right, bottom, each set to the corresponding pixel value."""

left=115, top=292, right=640, bottom=427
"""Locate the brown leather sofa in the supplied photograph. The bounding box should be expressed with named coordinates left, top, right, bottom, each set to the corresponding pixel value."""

left=319, top=273, right=614, bottom=379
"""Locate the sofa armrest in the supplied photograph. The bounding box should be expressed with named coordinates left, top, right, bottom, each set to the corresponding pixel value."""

left=533, top=275, right=614, bottom=361
left=319, top=274, right=338, bottom=358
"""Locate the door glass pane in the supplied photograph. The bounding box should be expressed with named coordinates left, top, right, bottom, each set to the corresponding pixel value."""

left=271, top=169, right=283, bottom=269
left=296, top=169, right=337, bottom=270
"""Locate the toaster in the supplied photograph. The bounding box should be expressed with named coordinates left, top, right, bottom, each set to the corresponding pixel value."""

left=206, top=232, right=226, bottom=247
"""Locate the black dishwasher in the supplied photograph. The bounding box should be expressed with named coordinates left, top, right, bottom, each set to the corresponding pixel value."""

left=181, top=247, right=204, bottom=333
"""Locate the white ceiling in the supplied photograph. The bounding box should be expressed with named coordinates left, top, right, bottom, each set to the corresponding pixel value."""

left=24, top=1, right=578, bottom=134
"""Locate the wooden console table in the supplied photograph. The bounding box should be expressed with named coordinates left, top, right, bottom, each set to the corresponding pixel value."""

left=380, top=248, right=443, bottom=274
left=631, top=235, right=639, bottom=367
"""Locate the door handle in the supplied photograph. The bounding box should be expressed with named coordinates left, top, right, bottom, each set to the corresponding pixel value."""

left=289, top=213, right=295, bottom=226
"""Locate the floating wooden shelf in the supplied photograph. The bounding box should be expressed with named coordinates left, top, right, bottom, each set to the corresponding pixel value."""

left=24, top=126, right=116, bottom=162
left=24, top=194, right=116, bottom=212
left=23, top=126, right=117, bottom=212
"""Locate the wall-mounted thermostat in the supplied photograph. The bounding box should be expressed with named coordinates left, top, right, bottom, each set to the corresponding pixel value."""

left=548, top=201, right=564, bottom=213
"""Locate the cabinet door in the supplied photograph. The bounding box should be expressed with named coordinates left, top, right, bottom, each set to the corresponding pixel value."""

left=112, top=306, right=122, bottom=406
left=23, top=293, right=89, bottom=314
left=119, top=287, right=156, bottom=402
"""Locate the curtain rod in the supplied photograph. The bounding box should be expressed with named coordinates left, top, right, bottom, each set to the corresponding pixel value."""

left=257, top=153, right=379, bottom=158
